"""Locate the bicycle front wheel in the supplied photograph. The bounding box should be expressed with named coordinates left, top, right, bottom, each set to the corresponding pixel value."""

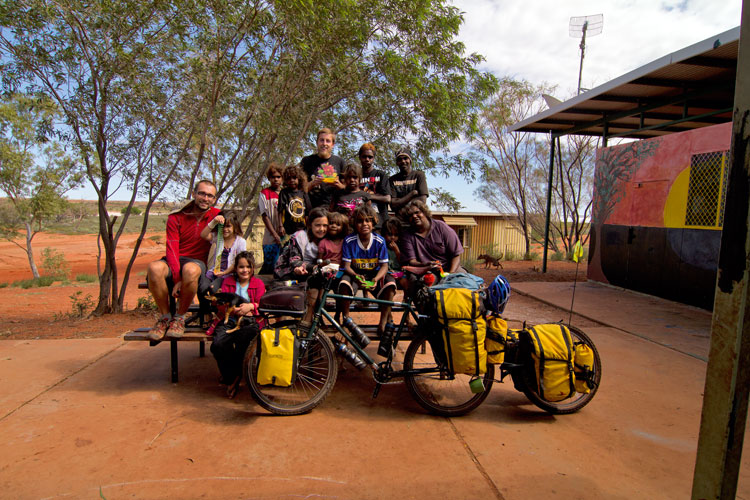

left=403, top=334, right=495, bottom=417
left=244, top=328, right=338, bottom=415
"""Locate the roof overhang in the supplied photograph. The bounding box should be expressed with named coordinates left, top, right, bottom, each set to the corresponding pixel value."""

left=509, top=27, right=739, bottom=140
left=440, top=215, right=477, bottom=226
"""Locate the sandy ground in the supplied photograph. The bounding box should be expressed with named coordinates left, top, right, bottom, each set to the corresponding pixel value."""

left=0, top=233, right=585, bottom=339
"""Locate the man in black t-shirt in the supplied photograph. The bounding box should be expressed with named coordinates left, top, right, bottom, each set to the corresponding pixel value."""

left=358, top=143, right=391, bottom=229
left=300, top=127, right=346, bottom=209
left=388, top=146, right=428, bottom=215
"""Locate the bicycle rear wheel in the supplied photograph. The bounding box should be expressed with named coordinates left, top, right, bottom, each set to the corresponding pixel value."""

left=515, top=325, right=602, bottom=414
left=244, top=328, right=337, bottom=415
left=403, top=334, right=495, bottom=417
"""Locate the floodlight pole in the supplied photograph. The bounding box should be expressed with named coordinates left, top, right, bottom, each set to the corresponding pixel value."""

left=577, top=21, right=588, bottom=95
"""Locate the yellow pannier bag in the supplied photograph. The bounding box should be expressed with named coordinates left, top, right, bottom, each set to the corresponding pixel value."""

left=256, top=325, right=299, bottom=387
left=574, top=342, right=595, bottom=394
left=435, top=288, right=487, bottom=376
left=486, top=316, right=508, bottom=364
left=526, top=324, right=576, bottom=402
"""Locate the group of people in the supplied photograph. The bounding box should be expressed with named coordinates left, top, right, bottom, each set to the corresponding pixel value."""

left=146, top=128, right=467, bottom=398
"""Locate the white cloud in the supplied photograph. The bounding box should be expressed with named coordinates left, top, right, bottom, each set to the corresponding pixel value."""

left=443, top=0, right=742, bottom=211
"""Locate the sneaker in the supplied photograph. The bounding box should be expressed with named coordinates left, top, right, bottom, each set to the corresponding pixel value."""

left=148, top=317, right=170, bottom=341
left=166, top=316, right=186, bottom=338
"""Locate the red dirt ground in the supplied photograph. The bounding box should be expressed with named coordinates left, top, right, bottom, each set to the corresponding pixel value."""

left=0, top=233, right=586, bottom=340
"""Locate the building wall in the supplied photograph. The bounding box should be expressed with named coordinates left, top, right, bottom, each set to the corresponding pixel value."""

left=588, top=122, right=732, bottom=309
left=433, top=214, right=527, bottom=262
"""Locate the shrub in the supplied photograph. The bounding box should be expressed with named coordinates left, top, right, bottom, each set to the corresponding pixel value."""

left=460, top=254, right=475, bottom=273
left=551, top=250, right=565, bottom=261
left=121, top=206, right=142, bottom=215
left=136, top=294, right=158, bottom=311
left=0, top=282, right=8, bottom=288
left=75, top=273, right=97, bottom=283
left=69, top=291, right=95, bottom=318
left=503, top=250, right=521, bottom=261
left=41, top=247, right=70, bottom=281
left=36, top=275, right=55, bottom=287
left=148, top=235, right=162, bottom=244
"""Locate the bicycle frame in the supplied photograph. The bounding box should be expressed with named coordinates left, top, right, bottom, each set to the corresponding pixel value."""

left=306, top=271, right=434, bottom=382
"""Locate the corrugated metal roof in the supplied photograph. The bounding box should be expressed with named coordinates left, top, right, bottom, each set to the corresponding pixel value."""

left=439, top=215, right=477, bottom=226
left=509, top=27, right=739, bottom=140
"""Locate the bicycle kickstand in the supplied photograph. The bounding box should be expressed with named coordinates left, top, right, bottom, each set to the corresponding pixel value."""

left=372, top=382, right=382, bottom=399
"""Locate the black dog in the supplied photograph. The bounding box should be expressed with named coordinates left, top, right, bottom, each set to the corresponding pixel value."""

left=205, top=291, right=250, bottom=333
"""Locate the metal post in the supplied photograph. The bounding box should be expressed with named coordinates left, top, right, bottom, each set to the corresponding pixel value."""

left=542, top=134, right=556, bottom=272
left=692, top=3, right=750, bottom=497
left=577, top=21, right=588, bottom=95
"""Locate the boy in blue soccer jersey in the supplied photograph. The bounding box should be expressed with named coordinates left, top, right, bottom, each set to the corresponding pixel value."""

left=339, top=205, right=397, bottom=336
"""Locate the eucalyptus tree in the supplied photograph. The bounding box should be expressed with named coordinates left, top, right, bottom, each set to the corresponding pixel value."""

left=0, top=93, right=83, bottom=278
left=469, top=78, right=594, bottom=258
left=0, top=0, right=496, bottom=315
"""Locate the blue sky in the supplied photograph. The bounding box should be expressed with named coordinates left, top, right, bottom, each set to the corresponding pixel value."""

left=67, top=0, right=743, bottom=211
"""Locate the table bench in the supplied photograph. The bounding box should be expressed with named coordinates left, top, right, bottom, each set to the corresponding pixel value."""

left=127, top=281, right=412, bottom=382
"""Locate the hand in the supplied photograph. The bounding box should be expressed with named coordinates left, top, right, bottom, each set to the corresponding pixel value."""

left=171, top=281, right=182, bottom=298
left=214, top=215, right=226, bottom=225
left=293, top=265, right=308, bottom=275
left=235, top=303, right=255, bottom=316
left=332, top=179, right=345, bottom=190
left=310, top=176, right=323, bottom=188
left=274, top=234, right=282, bottom=245
left=411, top=189, right=419, bottom=197
left=387, top=240, right=398, bottom=251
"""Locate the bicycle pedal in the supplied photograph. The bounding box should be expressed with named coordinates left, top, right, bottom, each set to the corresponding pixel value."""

left=372, top=383, right=381, bottom=399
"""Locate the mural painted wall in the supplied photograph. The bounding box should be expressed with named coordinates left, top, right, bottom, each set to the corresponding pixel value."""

left=588, top=122, right=732, bottom=310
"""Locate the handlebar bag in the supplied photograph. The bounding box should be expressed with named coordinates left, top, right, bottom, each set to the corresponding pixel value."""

left=524, top=324, right=576, bottom=402
left=434, top=288, right=487, bottom=376
left=256, top=324, right=299, bottom=387
left=258, top=285, right=306, bottom=314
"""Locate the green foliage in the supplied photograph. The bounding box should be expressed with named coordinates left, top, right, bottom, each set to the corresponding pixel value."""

left=551, top=250, right=565, bottom=261
left=68, top=291, right=95, bottom=318
left=123, top=206, right=142, bottom=216
left=0, top=0, right=497, bottom=314
left=428, top=187, right=464, bottom=212
left=136, top=294, right=158, bottom=311
left=148, top=234, right=163, bottom=244
left=75, top=273, right=97, bottom=283
left=41, top=247, right=70, bottom=281
left=11, top=276, right=54, bottom=288
left=0, top=282, right=7, bottom=288
left=459, top=254, right=475, bottom=273
left=503, top=250, right=522, bottom=261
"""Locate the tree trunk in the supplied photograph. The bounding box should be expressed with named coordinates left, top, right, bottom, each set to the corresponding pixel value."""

left=24, top=222, right=40, bottom=279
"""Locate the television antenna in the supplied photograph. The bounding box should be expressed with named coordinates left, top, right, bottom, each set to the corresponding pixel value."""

left=570, top=14, right=603, bottom=94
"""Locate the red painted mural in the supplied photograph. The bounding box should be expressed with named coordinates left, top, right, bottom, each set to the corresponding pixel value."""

left=588, top=122, right=732, bottom=309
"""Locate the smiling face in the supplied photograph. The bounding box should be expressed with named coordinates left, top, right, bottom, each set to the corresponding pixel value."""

left=193, top=181, right=217, bottom=211
left=328, top=219, right=342, bottom=237
left=316, top=133, right=335, bottom=159
left=222, top=224, right=234, bottom=239
left=396, top=154, right=412, bottom=175
left=235, top=256, right=254, bottom=282
left=310, top=216, right=329, bottom=240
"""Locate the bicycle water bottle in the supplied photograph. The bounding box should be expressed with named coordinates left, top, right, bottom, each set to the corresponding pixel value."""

left=343, top=317, right=370, bottom=348
left=334, top=341, right=366, bottom=370
left=377, top=321, right=396, bottom=357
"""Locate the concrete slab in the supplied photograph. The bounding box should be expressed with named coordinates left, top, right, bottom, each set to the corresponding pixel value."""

left=513, top=281, right=712, bottom=360
left=0, top=338, right=123, bottom=419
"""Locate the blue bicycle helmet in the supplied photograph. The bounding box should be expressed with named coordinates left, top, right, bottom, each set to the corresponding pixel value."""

left=486, top=275, right=511, bottom=314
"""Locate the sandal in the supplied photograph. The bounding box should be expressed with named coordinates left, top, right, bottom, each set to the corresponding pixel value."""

left=226, top=377, right=241, bottom=399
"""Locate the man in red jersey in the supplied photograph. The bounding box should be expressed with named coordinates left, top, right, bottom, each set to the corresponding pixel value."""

left=146, top=180, right=220, bottom=339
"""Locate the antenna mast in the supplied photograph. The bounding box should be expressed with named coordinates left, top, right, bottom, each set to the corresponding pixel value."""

left=569, top=14, right=603, bottom=94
